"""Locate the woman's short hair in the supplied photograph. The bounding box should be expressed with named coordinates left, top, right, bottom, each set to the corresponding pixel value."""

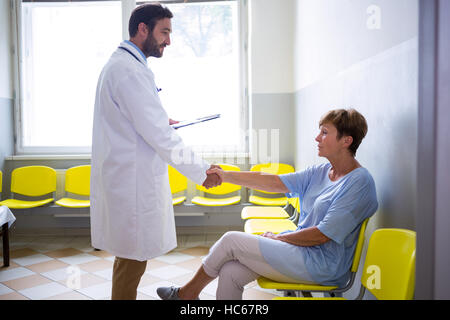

left=129, top=3, right=173, bottom=38
left=319, top=109, right=368, bottom=156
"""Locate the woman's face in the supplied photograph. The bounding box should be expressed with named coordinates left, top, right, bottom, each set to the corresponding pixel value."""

left=315, top=123, right=347, bottom=158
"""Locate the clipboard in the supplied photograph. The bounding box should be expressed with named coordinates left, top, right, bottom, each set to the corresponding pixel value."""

left=171, top=114, right=221, bottom=129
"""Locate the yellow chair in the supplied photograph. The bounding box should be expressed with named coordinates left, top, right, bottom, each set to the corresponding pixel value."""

left=191, top=164, right=241, bottom=206
left=55, top=165, right=91, bottom=208
left=244, top=218, right=297, bottom=235
left=241, top=197, right=300, bottom=220
left=0, top=166, right=56, bottom=209
left=244, top=198, right=300, bottom=234
left=241, top=206, right=290, bottom=220
left=272, top=227, right=416, bottom=300
left=168, top=165, right=188, bottom=206
left=258, top=218, right=370, bottom=298
left=248, top=163, right=294, bottom=206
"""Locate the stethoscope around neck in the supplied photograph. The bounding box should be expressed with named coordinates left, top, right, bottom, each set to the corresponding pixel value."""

left=118, top=46, right=142, bottom=63
left=118, top=46, right=162, bottom=93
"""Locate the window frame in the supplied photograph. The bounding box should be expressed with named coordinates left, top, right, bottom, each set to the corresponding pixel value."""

left=11, top=0, right=249, bottom=156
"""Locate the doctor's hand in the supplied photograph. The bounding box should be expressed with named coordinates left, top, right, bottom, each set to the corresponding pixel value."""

left=202, top=165, right=222, bottom=189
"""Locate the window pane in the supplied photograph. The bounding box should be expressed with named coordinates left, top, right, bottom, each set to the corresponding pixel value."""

left=20, top=1, right=122, bottom=148
left=149, top=1, right=243, bottom=153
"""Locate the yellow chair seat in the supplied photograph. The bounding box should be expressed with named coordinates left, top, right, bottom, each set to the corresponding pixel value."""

left=249, top=195, right=288, bottom=206
left=257, top=276, right=338, bottom=292
left=244, top=219, right=297, bottom=235
left=191, top=195, right=241, bottom=206
left=273, top=297, right=346, bottom=300
left=0, top=198, right=54, bottom=209
left=172, top=196, right=186, bottom=206
left=55, top=198, right=90, bottom=208
left=241, top=206, right=289, bottom=219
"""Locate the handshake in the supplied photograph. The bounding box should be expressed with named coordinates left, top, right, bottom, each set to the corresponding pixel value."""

left=202, top=164, right=224, bottom=189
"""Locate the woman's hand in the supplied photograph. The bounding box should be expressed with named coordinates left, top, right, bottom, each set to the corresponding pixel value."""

left=260, top=231, right=280, bottom=240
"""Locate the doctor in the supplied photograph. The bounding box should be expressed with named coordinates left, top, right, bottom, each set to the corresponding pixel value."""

left=90, top=3, right=221, bottom=300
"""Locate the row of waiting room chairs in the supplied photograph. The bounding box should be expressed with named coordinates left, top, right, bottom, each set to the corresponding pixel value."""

left=0, top=166, right=90, bottom=209
left=0, top=163, right=295, bottom=209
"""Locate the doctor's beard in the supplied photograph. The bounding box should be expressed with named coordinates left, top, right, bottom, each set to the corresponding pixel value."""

left=143, top=33, right=166, bottom=58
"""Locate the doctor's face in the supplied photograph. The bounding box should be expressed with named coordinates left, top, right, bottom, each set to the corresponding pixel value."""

left=144, top=18, right=172, bottom=58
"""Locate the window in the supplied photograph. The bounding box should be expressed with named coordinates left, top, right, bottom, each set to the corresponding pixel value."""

left=145, top=0, right=247, bottom=154
left=14, top=0, right=248, bottom=155
left=16, top=0, right=122, bottom=153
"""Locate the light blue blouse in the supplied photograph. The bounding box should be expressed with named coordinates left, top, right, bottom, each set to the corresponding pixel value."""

left=258, top=163, right=378, bottom=287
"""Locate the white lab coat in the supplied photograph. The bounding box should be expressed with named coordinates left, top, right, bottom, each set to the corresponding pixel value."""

left=90, top=41, right=210, bottom=261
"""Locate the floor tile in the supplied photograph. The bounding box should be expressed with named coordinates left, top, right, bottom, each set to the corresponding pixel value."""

left=0, top=267, right=35, bottom=282
left=137, top=274, right=161, bottom=288
left=175, top=257, right=203, bottom=271
left=26, top=259, right=70, bottom=274
left=11, top=254, right=54, bottom=267
left=92, top=268, right=113, bottom=281
left=0, top=291, right=29, bottom=300
left=10, top=248, right=39, bottom=259
left=137, top=280, right=176, bottom=299
left=146, top=259, right=170, bottom=270
left=87, top=250, right=113, bottom=259
left=2, top=274, right=52, bottom=291
left=179, top=246, right=210, bottom=257
left=154, top=252, right=195, bottom=264
left=19, top=282, right=72, bottom=300
left=145, top=265, right=193, bottom=280
left=45, top=248, right=84, bottom=258
left=136, top=292, right=155, bottom=300
left=0, top=283, right=14, bottom=295
left=77, top=259, right=113, bottom=273
left=44, top=290, right=92, bottom=300
left=41, top=266, right=87, bottom=282
left=59, top=273, right=108, bottom=290
left=77, top=282, right=112, bottom=300
left=56, top=253, right=101, bottom=265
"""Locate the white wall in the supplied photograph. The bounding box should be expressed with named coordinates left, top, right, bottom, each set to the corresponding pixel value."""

left=292, top=0, right=419, bottom=299
left=250, top=0, right=295, bottom=94
left=0, top=0, right=13, bottom=99
left=294, top=0, right=418, bottom=91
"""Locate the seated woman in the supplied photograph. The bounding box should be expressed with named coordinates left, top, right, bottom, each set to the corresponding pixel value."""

left=158, top=108, right=378, bottom=300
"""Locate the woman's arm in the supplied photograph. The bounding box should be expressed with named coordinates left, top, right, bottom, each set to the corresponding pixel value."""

left=263, top=226, right=330, bottom=246
left=207, top=168, right=290, bottom=193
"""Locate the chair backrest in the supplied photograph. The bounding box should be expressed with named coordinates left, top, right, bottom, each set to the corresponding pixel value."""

left=351, top=218, right=369, bottom=273
left=168, top=165, right=188, bottom=194
left=250, top=163, right=295, bottom=194
left=11, top=166, right=57, bottom=197
left=287, top=197, right=300, bottom=212
left=65, top=165, right=91, bottom=196
left=361, top=228, right=416, bottom=300
left=196, top=164, right=241, bottom=195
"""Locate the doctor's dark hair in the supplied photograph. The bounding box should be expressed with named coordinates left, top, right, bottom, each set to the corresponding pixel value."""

left=129, top=3, right=173, bottom=38
left=319, top=108, right=368, bottom=157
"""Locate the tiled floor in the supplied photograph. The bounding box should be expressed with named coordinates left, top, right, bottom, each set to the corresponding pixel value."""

left=0, top=233, right=284, bottom=300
